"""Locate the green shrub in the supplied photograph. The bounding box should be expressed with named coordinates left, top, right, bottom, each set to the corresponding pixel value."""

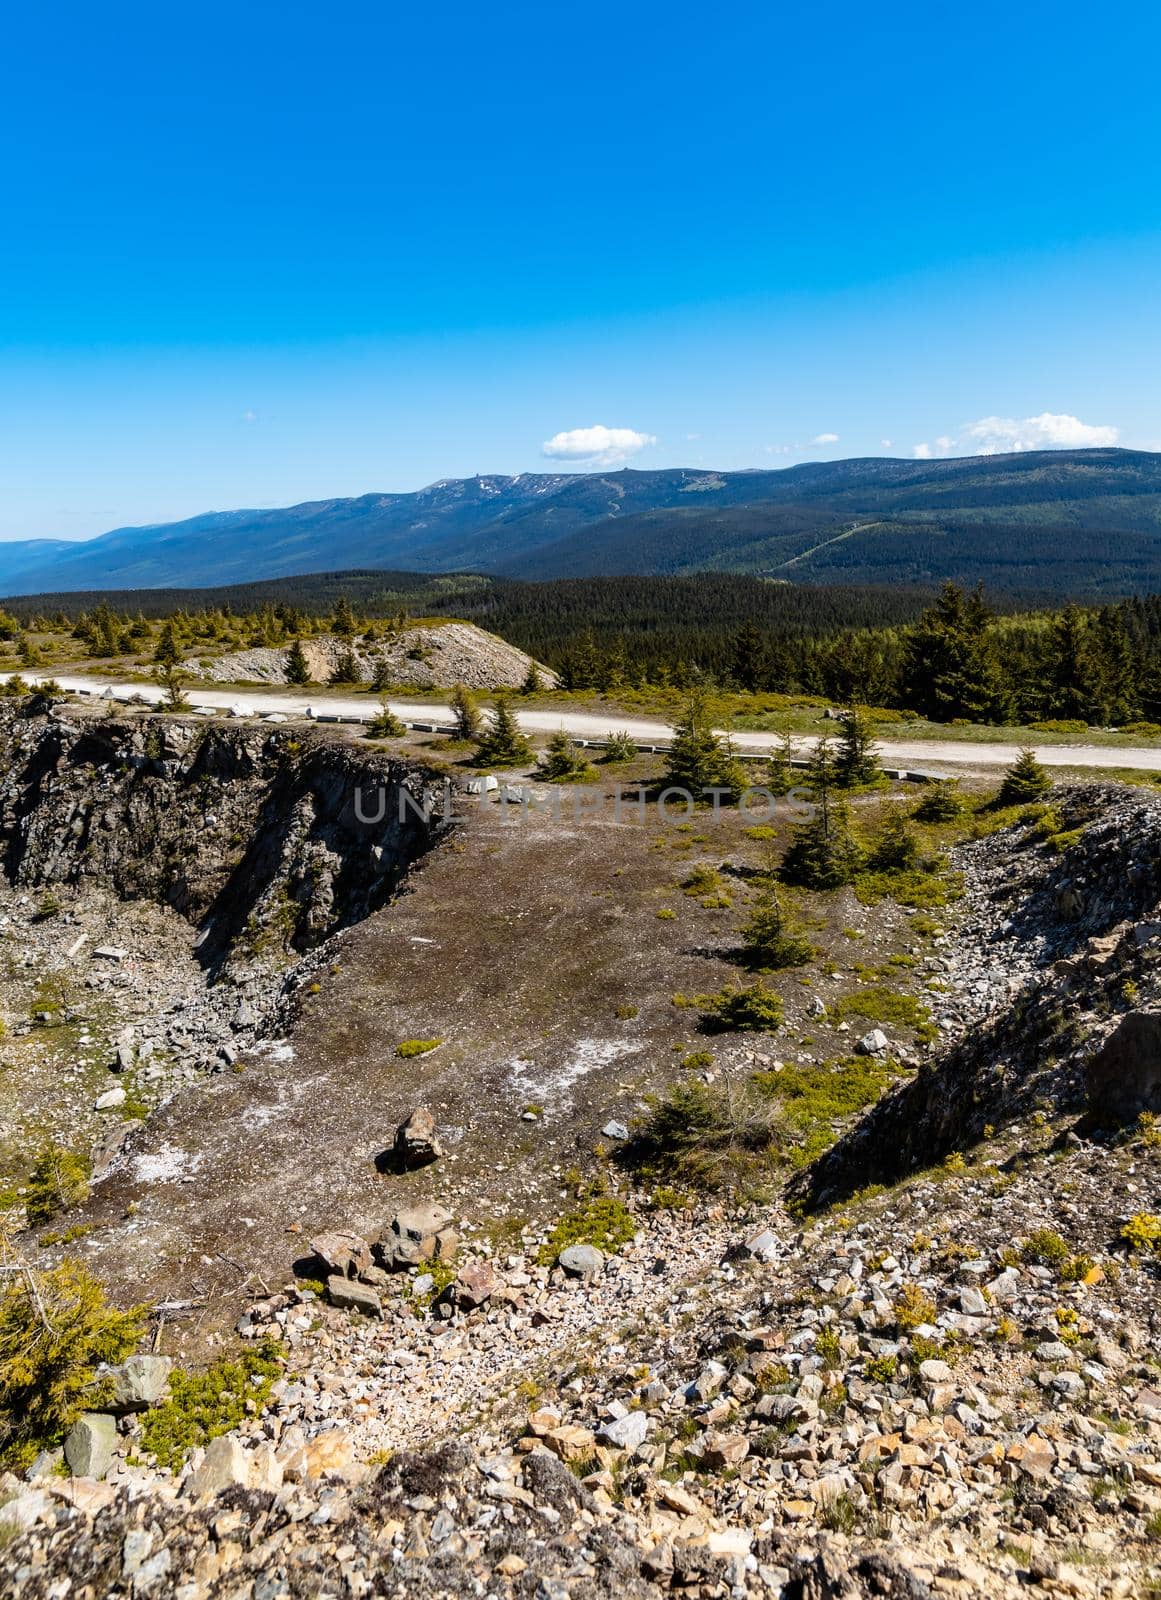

left=25, top=1145, right=91, bottom=1226
left=623, top=1076, right=786, bottom=1189
left=141, top=1341, right=282, bottom=1470
left=833, top=707, right=883, bottom=788
left=815, top=1326, right=842, bottom=1368
left=866, top=1353, right=898, bottom=1383
left=689, top=982, right=783, bottom=1033
left=1019, top=1228, right=1070, bottom=1266
left=894, top=1284, right=937, bottom=1331
left=866, top=809, right=920, bottom=872
left=663, top=691, right=745, bottom=803
left=538, top=1195, right=636, bottom=1265
left=780, top=798, right=865, bottom=890
left=475, top=695, right=533, bottom=766
left=0, top=1258, right=145, bottom=1468
left=602, top=731, right=638, bottom=763
left=395, top=1038, right=442, bottom=1058
left=912, top=781, right=964, bottom=822
left=538, top=729, right=597, bottom=782
left=366, top=703, right=406, bottom=739
left=1120, top=1213, right=1161, bottom=1254
left=739, top=886, right=814, bottom=970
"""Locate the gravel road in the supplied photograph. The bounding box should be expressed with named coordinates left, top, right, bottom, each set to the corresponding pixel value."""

left=9, top=671, right=1161, bottom=773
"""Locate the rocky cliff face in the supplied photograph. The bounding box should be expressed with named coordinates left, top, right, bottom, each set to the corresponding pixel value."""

left=801, top=785, right=1161, bottom=1205
left=0, top=702, right=447, bottom=975
left=0, top=702, right=451, bottom=1169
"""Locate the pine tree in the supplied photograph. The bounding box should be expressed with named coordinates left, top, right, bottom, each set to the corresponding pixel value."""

left=331, top=598, right=357, bottom=638
left=912, top=779, right=964, bottom=823
left=663, top=691, right=746, bottom=803
left=867, top=806, right=920, bottom=871
left=156, top=663, right=191, bottom=712
left=739, top=885, right=814, bottom=969
left=764, top=726, right=795, bottom=796
left=367, top=700, right=406, bottom=739
left=286, top=638, right=312, bottom=686
left=804, top=730, right=839, bottom=794
left=1089, top=607, right=1136, bottom=725
left=538, top=728, right=593, bottom=781
left=603, top=730, right=638, bottom=762
left=1047, top=602, right=1090, bottom=720
left=450, top=683, right=482, bottom=740
left=834, top=706, right=882, bottom=787
left=997, top=748, right=1052, bottom=807
left=731, top=621, right=767, bottom=691
left=780, top=792, right=865, bottom=890
left=903, top=582, right=1005, bottom=723
left=329, top=648, right=361, bottom=685
left=520, top=660, right=544, bottom=695
left=475, top=694, right=533, bottom=766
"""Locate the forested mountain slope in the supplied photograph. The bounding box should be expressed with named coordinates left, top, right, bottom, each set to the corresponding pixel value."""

left=5, top=449, right=1161, bottom=597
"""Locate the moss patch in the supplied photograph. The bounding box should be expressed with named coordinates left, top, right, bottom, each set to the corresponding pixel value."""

left=140, top=1341, right=283, bottom=1471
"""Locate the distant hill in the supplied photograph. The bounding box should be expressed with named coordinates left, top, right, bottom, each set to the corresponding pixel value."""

left=5, top=449, right=1161, bottom=597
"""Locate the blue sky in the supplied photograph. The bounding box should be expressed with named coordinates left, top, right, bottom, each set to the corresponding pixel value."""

left=2, top=0, right=1160, bottom=540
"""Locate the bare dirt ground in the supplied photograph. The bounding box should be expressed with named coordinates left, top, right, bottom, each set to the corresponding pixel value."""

left=39, top=772, right=941, bottom=1360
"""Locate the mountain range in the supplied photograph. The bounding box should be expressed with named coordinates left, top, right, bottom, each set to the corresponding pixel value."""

left=6, top=448, right=1161, bottom=599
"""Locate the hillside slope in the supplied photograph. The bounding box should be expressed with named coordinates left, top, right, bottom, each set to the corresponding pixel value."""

left=6, top=449, right=1161, bottom=597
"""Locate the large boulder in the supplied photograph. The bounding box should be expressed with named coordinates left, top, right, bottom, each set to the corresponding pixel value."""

left=393, top=1107, right=443, bottom=1169
left=1085, top=1011, right=1161, bottom=1124
left=450, top=1260, right=500, bottom=1311
left=64, top=1412, right=117, bottom=1479
left=186, top=1434, right=251, bottom=1498
left=108, top=1354, right=173, bottom=1412
left=378, top=1205, right=458, bottom=1271
left=327, top=1275, right=382, bottom=1317
left=309, top=1230, right=372, bottom=1280
left=558, top=1243, right=604, bottom=1281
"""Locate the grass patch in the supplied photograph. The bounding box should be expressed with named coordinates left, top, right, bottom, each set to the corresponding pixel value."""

left=395, top=1038, right=442, bottom=1058
left=853, top=867, right=961, bottom=910
left=831, top=986, right=936, bottom=1043
left=755, top=1055, right=894, bottom=1165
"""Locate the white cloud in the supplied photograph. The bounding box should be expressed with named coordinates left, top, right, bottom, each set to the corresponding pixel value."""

left=962, top=412, right=1119, bottom=455
left=935, top=435, right=956, bottom=451
left=880, top=438, right=894, bottom=448
left=541, top=424, right=656, bottom=466
left=812, top=432, right=840, bottom=445
left=912, top=442, right=933, bottom=459
left=242, top=409, right=258, bottom=423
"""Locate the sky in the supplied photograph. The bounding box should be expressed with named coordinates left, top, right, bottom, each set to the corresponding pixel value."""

left=2, top=1, right=1161, bottom=541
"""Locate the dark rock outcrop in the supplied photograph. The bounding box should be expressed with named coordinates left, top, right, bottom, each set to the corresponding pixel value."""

left=1085, top=1010, right=1161, bottom=1124
left=0, top=705, right=449, bottom=975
